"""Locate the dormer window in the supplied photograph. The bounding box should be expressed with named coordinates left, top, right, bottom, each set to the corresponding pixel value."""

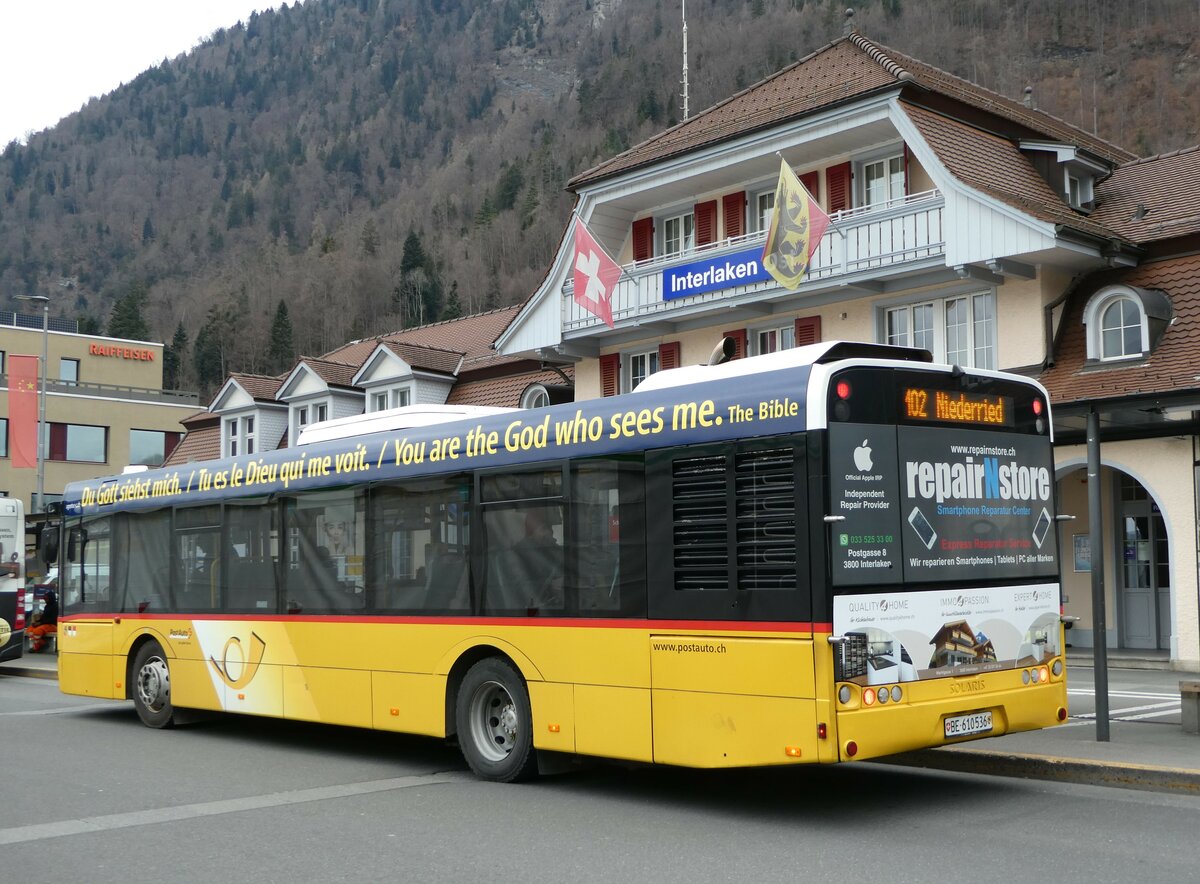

left=1018, top=140, right=1107, bottom=211
left=1083, top=285, right=1173, bottom=362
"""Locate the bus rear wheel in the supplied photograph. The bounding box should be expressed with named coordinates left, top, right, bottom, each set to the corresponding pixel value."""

left=132, top=641, right=175, bottom=729
left=456, top=658, right=537, bottom=782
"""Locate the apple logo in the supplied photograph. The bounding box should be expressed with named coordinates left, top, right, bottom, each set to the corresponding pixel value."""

left=853, top=439, right=873, bottom=472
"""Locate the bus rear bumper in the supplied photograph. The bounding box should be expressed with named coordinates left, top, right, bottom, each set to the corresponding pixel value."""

left=832, top=678, right=1068, bottom=762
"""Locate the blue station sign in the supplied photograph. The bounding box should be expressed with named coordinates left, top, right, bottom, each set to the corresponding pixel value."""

left=662, top=247, right=772, bottom=301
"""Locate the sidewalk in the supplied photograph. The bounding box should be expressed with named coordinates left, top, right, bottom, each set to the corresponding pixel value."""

left=4, top=652, right=1197, bottom=793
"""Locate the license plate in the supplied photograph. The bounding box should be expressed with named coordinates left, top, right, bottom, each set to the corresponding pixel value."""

left=944, top=711, right=993, bottom=739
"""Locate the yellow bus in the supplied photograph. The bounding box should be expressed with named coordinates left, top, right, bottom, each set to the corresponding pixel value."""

left=49, top=342, right=1067, bottom=781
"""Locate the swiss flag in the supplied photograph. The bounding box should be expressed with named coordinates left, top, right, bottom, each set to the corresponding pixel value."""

left=572, top=218, right=619, bottom=328
left=7, top=355, right=38, bottom=469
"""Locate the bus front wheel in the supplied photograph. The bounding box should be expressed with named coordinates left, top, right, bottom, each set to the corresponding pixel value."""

left=131, top=641, right=175, bottom=729
left=455, top=658, right=537, bottom=782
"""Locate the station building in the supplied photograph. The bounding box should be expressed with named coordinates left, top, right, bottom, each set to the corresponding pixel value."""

left=494, top=30, right=1200, bottom=670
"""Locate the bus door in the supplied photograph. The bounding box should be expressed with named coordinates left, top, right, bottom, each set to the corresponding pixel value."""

left=59, top=517, right=119, bottom=698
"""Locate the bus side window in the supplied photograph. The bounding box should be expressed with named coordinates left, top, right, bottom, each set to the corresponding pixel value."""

left=571, top=459, right=646, bottom=617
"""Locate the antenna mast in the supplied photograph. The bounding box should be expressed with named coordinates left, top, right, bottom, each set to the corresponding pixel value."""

left=681, top=0, right=690, bottom=120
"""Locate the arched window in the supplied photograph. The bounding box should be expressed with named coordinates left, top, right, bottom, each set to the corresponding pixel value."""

left=521, top=385, right=550, bottom=409
left=1099, top=297, right=1141, bottom=359
left=1082, top=285, right=1171, bottom=363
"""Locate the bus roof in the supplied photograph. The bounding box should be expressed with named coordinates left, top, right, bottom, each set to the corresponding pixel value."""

left=636, top=341, right=931, bottom=393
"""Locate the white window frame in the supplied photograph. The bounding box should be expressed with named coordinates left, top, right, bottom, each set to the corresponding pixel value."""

left=226, top=414, right=257, bottom=456
left=661, top=210, right=695, bottom=257
left=391, top=387, right=411, bottom=409
left=521, top=384, right=550, bottom=409
left=752, top=189, right=775, bottom=233
left=627, top=349, right=659, bottom=392
left=858, top=150, right=906, bottom=209
left=752, top=323, right=795, bottom=356
left=881, top=291, right=997, bottom=369
left=371, top=391, right=388, bottom=412
left=1083, top=286, right=1149, bottom=362
left=314, top=402, right=329, bottom=423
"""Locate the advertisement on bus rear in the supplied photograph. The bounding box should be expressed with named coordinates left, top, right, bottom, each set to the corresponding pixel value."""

left=833, top=582, right=1060, bottom=684
left=829, top=424, right=1058, bottom=586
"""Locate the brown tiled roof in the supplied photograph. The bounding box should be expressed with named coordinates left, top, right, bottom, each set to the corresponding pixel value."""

left=900, top=103, right=1125, bottom=243
left=1039, top=253, right=1200, bottom=404
left=872, top=39, right=1136, bottom=165
left=323, top=306, right=522, bottom=368
left=288, top=356, right=359, bottom=389
left=379, top=341, right=463, bottom=376
left=1091, top=147, right=1200, bottom=243
left=164, top=424, right=221, bottom=465
left=569, top=33, right=1135, bottom=189
left=447, top=367, right=573, bottom=408
left=226, top=373, right=283, bottom=403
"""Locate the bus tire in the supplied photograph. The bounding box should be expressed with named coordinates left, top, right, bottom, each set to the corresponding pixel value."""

left=131, top=641, right=175, bottom=729
left=455, top=658, right=537, bottom=782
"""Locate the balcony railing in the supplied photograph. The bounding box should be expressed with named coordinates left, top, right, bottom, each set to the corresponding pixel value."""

left=564, top=189, right=945, bottom=333
left=0, top=375, right=199, bottom=407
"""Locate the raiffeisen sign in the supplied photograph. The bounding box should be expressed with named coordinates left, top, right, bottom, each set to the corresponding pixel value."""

left=663, top=247, right=772, bottom=301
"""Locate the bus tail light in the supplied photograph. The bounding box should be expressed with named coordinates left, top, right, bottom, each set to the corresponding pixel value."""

left=1057, top=707, right=1068, bottom=722
left=785, top=746, right=802, bottom=757
left=862, top=688, right=876, bottom=706
left=817, top=723, right=827, bottom=740
left=844, top=741, right=858, bottom=758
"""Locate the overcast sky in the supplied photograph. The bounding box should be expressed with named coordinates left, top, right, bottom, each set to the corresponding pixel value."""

left=1, top=2, right=286, bottom=147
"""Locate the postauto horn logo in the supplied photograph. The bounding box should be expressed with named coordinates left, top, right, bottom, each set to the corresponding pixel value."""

left=209, top=632, right=267, bottom=689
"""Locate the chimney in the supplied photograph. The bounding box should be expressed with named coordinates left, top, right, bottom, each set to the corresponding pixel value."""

left=844, top=8, right=855, bottom=35
left=1023, top=86, right=1034, bottom=108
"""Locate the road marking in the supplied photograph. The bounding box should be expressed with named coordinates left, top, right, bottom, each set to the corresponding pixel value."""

left=0, top=704, right=116, bottom=717
left=0, top=771, right=472, bottom=845
left=1068, top=689, right=1180, bottom=700
left=1073, top=700, right=1180, bottom=721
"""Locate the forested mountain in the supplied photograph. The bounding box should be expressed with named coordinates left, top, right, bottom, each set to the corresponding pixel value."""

left=2, top=0, right=1198, bottom=394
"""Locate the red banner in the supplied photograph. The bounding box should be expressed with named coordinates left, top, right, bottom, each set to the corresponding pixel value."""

left=8, top=355, right=39, bottom=469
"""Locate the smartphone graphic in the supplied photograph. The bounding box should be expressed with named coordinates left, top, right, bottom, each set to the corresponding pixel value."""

left=1032, top=507, right=1052, bottom=548
left=908, top=506, right=937, bottom=549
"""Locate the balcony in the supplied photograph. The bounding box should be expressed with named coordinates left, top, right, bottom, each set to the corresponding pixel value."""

left=563, top=189, right=945, bottom=335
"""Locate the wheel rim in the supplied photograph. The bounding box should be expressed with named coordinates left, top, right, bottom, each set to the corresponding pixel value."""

left=137, top=655, right=170, bottom=713
left=466, top=679, right=519, bottom=763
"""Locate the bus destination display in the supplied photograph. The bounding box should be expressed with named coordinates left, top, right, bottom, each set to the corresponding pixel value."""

left=902, top=387, right=1012, bottom=427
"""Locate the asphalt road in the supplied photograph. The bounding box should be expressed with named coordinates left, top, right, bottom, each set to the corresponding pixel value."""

left=2, top=673, right=1198, bottom=883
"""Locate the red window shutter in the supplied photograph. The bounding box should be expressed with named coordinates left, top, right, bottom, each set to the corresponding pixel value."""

left=826, top=162, right=852, bottom=214
left=165, top=431, right=182, bottom=460
left=722, top=191, right=745, bottom=240
left=799, top=171, right=819, bottom=203
left=632, top=217, right=654, bottom=263
left=722, top=328, right=748, bottom=361
left=695, top=200, right=717, bottom=247
left=794, top=316, right=822, bottom=347
left=600, top=353, right=621, bottom=397
left=658, top=341, right=681, bottom=371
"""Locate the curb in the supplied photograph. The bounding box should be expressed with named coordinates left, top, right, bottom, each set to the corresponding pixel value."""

left=877, top=748, right=1200, bottom=795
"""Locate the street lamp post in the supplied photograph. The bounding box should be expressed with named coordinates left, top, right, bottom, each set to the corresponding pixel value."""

left=15, top=294, right=49, bottom=514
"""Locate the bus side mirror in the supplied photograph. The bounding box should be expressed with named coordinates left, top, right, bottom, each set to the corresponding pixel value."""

left=40, top=525, right=59, bottom=565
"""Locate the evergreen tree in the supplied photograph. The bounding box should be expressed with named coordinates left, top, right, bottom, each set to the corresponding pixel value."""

left=360, top=218, right=380, bottom=257
left=107, top=282, right=152, bottom=340
left=76, top=315, right=101, bottom=335
left=441, top=281, right=463, bottom=320
left=268, top=300, right=295, bottom=372
left=163, top=322, right=188, bottom=389
left=399, top=230, right=425, bottom=274
left=193, top=317, right=224, bottom=391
